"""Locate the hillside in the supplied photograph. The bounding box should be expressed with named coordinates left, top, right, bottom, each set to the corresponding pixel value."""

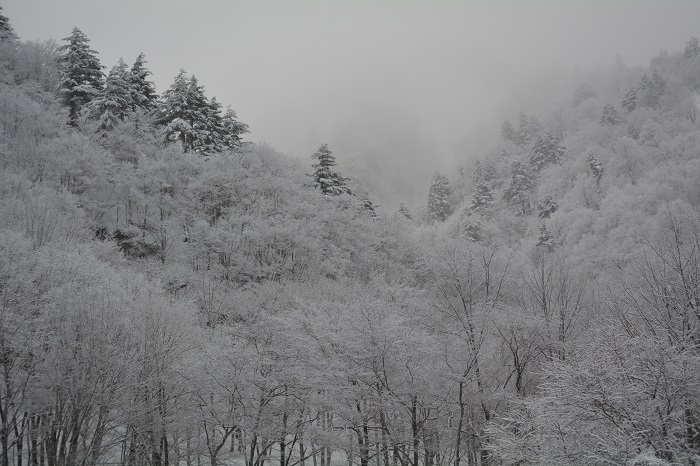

left=1, top=7, right=700, bottom=466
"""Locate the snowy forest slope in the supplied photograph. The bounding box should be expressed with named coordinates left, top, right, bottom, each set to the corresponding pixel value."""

left=1, top=8, right=700, bottom=466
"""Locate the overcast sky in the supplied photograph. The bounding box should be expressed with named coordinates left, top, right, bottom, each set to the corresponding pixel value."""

left=4, top=0, right=700, bottom=204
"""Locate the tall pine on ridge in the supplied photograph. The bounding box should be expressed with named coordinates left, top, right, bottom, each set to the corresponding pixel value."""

left=58, top=27, right=104, bottom=126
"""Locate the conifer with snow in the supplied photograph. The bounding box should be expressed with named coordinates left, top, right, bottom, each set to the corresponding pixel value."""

left=0, top=6, right=17, bottom=42
left=220, top=106, right=249, bottom=149
left=359, top=192, right=379, bottom=218
left=501, top=119, right=516, bottom=142
left=58, top=27, right=105, bottom=126
left=427, top=172, right=452, bottom=222
left=587, top=154, right=604, bottom=185
left=309, top=144, right=352, bottom=196
left=503, top=161, right=535, bottom=216
left=622, top=87, right=637, bottom=112
left=684, top=36, right=699, bottom=59
left=529, top=130, right=565, bottom=172
left=537, top=196, right=559, bottom=219
left=600, top=104, right=620, bottom=126
left=515, top=111, right=533, bottom=146
left=129, top=53, right=158, bottom=112
left=398, top=203, right=412, bottom=220
left=87, top=58, right=133, bottom=130
left=536, top=223, right=554, bottom=251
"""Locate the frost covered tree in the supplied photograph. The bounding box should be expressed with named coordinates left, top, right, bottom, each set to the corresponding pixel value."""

left=537, top=196, right=558, bottom=219
left=129, top=52, right=158, bottom=112
left=469, top=183, right=494, bottom=214
left=622, top=87, right=637, bottom=112
left=58, top=27, right=104, bottom=126
left=0, top=6, right=17, bottom=41
left=501, top=118, right=516, bottom=142
left=220, top=106, right=249, bottom=149
left=684, top=36, right=700, bottom=59
left=600, top=103, right=620, bottom=126
left=587, top=154, right=604, bottom=185
left=638, top=70, right=666, bottom=108
left=427, top=172, right=452, bottom=222
left=309, top=143, right=352, bottom=196
left=515, top=111, right=533, bottom=146
left=359, top=192, right=379, bottom=218
left=86, top=58, right=132, bottom=130
left=529, top=130, right=565, bottom=172
left=536, top=223, right=553, bottom=250
left=503, top=161, right=535, bottom=216
left=398, top=203, right=412, bottom=220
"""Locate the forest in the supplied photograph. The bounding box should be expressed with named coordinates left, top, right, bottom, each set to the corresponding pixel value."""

left=1, top=6, right=700, bottom=466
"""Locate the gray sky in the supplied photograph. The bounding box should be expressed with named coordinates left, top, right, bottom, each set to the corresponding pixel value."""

left=4, top=0, right=700, bottom=205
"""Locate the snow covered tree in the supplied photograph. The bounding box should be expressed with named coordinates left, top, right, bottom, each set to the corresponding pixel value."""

left=469, top=182, right=494, bottom=214
left=58, top=27, right=104, bottom=126
left=309, top=143, right=352, bottom=196
left=587, top=154, right=604, bottom=185
left=515, top=111, right=533, bottom=146
left=503, top=161, right=535, bottom=216
left=529, top=131, right=565, bottom=172
left=638, top=70, right=666, bottom=108
left=501, top=118, right=516, bottom=142
left=86, top=58, right=132, bottom=130
left=472, top=160, right=496, bottom=185
left=398, top=203, right=412, bottom=220
left=155, top=70, right=223, bottom=154
left=359, top=192, right=379, bottom=218
left=536, top=223, right=553, bottom=251
left=600, top=103, right=620, bottom=126
left=537, top=196, right=558, bottom=219
left=129, top=52, right=158, bottom=112
left=220, top=106, right=249, bottom=149
left=0, top=6, right=17, bottom=42
left=684, top=36, right=700, bottom=59
left=622, top=87, right=637, bottom=112
left=427, top=172, right=452, bottom=222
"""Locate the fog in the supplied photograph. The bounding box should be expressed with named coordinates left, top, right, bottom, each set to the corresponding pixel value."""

left=5, top=0, right=700, bottom=208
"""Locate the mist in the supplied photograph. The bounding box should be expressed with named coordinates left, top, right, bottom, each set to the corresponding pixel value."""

left=5, top=0, right=700, bottom=209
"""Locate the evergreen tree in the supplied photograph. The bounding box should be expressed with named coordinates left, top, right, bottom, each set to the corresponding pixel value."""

left=220, top=106, right=249, bottom=150
left=0, top=6, right=17, bottom=42
left=501, top=119, right=516, bottom=142
left=515, top=111, right=533, bottom=146
left=537, top=196, right=559, bottom=219
left=156, top=70, right=217, bottom=154
left=684, top=36, right=700, bottom=59
left=129, top=52, right=158, bottom=112
left=600, top=104, right=620, bottom=126
left=359, top=192, right=379, bottom=218
left=503, top=161, right=535, bottom=216
left=427, top=172, right=452, bottom=222
left=87, top=58, right=133, bottom=130
left=309, top=144, right=351, bottom=196
left=473, top=160, right=496, bottom=185
left=529, top=130, right=565, bottom=172
left=469, top=182, right=494, bottom=214
left=622, top=87, right=637, bottom=112
left=198, top=95, right=226, bottom=155
left=536, top=223, right=554, bottom=251
left=58, top=27, right=105, bottom=126
left=398, top=203, right=412, bottom=220
left=587, top=154, right=604, bottom=186
left=638, top=70, right=666, bottom=108
left=461, top=215, right=482, bottom=242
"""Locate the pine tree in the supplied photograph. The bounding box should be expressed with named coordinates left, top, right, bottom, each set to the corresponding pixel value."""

left=473, top=160, right=496, bottom=185
left=156, top=70, right=218, bottom=154
left=58, top=27, right=105, bottom=126
left=503, top=161, right=535, bottom=216
left=462, top=215, right=482, bottom=242
left=529, top=130, right=565, bottom=172
left=129, top=53, right=158, bottom=112
left=469, top=183, right=494, bottom=214
left=0, top=6, right=17, bottom=42
left=684, top=37, right=700, bottom=59
left=309, top=144, right=352, bottom=196
left=427, top=172, right=452, bottom=222
left=398, top=203, right=412, bottom=220
left=537, top=196, right=559, bottom=219
left=622, top=87, right=637, bottom=112
left=220, top=106, right=249, bottom=150
left=515, top=111, right=533, bottom=146
left=87, top=58, right=133, bottom=130
left=536, top=223, right=554, bottom=251
left=587, top=154, right=604, bottom=186
left=501, top=119, right=516, bottom=142
left=638, top=70, right=666, bottom=108
left=600, top=104, right=620, bottom=126
left=359, top=192, right=379, bottom=218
